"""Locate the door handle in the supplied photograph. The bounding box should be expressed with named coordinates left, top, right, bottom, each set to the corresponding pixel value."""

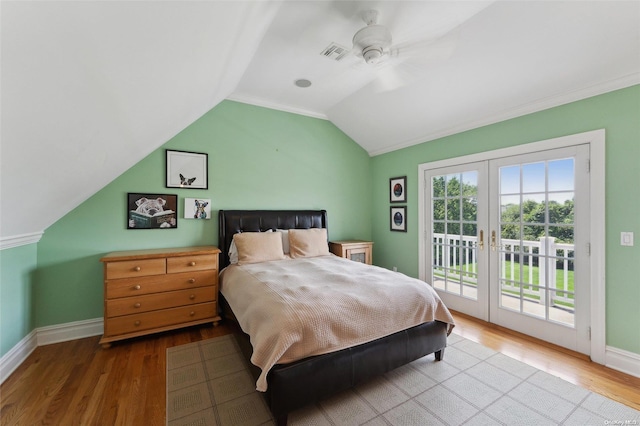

left=491, top=230, right=497, bottom=251
left=479, top=230, right=484, bottom=250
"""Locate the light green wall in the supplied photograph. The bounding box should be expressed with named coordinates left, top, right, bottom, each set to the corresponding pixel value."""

left=3, top=87, right=638, bottom=359
left=371, top=85, right=640, bottom=354
left=0, top=244, right=37, bottom=355
left=32, top=100, right=371, bottom=330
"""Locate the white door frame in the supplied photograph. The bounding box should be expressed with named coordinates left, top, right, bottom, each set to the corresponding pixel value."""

left=418, top=129, right=605, bottom=363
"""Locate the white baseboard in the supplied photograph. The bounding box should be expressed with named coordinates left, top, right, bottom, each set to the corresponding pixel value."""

left=0, top=330, right=38, bottom=385
left=606, top=345, right=640, bottom=378
left=36, top=317, right=103, bottom=346
left=0, top=318, right=103, bottom=385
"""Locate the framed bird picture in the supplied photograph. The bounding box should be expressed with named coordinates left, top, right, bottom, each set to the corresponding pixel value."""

left=165, top=149, right=208, bottom=189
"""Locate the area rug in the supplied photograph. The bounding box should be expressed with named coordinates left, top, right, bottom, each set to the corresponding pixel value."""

left=166, top=333, right=639, bottom=426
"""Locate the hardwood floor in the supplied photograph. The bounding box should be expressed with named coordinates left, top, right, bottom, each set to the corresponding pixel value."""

left=1, top=313, right=638, bottom=425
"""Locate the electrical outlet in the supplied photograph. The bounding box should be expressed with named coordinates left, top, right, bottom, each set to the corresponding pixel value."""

left=621, top=232, right=634, bottom=246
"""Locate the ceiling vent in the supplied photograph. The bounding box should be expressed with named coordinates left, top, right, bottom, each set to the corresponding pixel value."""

left=320, top=42, right=349, bottom=61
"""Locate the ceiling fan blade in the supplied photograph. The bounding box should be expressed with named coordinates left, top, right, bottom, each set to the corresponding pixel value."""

left=373, top=65, right=405, bottom=92
left=390, top=30, right=459, bottom=66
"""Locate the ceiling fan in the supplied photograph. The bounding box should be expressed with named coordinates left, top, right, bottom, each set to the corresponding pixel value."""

left=322, top=9, right=458, bottom=91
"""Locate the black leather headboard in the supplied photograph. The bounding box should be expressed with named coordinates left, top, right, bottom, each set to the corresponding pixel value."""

left=218, top=210, right=328, bottom=268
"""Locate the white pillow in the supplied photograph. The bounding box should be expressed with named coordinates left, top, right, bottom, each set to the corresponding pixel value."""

left=276, top=229, right=290, bottom=254
left=228, top=240, right=239, bottom=264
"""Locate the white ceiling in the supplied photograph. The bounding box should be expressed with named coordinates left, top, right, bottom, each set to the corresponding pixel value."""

left=1, top=1, right=639, bottom=242
left=232, top=0, right=640, bottom=155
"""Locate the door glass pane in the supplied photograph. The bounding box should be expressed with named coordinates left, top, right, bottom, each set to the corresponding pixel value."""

left=548, top=158, right=574, bottom=191
left=462, top=172, right=478, bottom=196
left=500, top=165, right=520, bottom=194
left=501, top=195, right=520, bottom=223
left=522, top=162, right=545, bottom=193
left=548, top=193, right=574, bottom=224
left=462, top=197, right=477, bottom=222
left=446, top=174, right=460, bottom=196
left=498, top=159, right=575, bottom=328
left=523, top=194, right=546, bottom=223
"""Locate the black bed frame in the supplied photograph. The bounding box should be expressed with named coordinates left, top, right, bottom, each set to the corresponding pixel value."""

left=218, top=209, right=448, bottom=425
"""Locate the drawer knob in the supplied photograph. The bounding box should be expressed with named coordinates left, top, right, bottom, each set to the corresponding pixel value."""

left=133, top=285, right=141, bottom=290
left=188, top=278, right=196, bottom=284
left=189, top=311, right=195, bottom=316
left=134, top=266, right=141, bottom=272
left=189, top=261, right=196, bottom=266
left=134, top=303, right=141, bottom=308
left=189, top=294, right=195, bottom=300
left=134, top=320, right=141, bottom=326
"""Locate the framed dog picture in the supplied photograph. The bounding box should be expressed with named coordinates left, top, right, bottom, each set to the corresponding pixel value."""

left=127, top=193, right=178, bottom=229
left=390, top=206, right=407, bottom=232
left=184, top=198, right=211, bottom=220
left=390, top=176, right=406, bottom=203
left=166, top=149, right=208, bottom=189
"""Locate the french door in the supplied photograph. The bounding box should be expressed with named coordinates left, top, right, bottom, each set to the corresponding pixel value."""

left=422, top=144, right=591, bottom=354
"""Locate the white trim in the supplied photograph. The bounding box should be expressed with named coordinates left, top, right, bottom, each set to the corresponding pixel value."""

left=588, top=134, right=607, bottom=364
left=418, top=129, right=606, bottom=363
left=0, top=232, right=44, bottom=250
left=0, top=318, right=103, bottom=385
left=606, top=346, right=640, bottom=378
left=372, top=74, right=638, bottom=156
left=226, top=94, right=329, bottom=120
left=0, top=330, right=37, bottom=385
left=36, top=317, right=103, bottom=346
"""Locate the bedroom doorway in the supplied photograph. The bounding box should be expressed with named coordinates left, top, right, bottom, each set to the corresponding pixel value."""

left=419, top=136, right=596, bottom=356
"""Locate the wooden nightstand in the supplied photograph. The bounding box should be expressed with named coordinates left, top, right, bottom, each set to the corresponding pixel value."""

left=99, top=246, right=221, bottom=348
left=329, top=240, right=374, bottom=265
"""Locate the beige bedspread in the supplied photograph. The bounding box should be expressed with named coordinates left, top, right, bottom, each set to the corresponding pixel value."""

left=219, top=255, right=455, bottom=391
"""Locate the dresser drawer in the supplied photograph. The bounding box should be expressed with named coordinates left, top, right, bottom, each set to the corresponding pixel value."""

left=105, top=270, right=216, bottom=299
left=106, top=286, right=216, bottom=317
left=104, top=302, right=217, bottom=337
left=105, top=258, right=166, bottom=279
left=167, top=254, right=217, bottom=274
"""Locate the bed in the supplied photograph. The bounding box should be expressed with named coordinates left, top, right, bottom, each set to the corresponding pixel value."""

left=217, top=209, right=454, bottom=425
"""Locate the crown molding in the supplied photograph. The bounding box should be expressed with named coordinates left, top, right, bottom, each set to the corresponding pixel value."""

left=226, top=94, right=329, bottom=120
left=0, top=232, right=44, bottom=250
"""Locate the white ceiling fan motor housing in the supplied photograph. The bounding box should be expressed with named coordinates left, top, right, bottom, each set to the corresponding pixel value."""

left=352, top=24, right=392, bottom=64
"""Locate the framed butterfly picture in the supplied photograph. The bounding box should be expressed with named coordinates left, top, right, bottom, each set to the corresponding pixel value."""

left=166, top=149, right=208, bottom=189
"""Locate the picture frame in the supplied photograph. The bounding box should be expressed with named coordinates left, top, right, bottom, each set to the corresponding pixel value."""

left=127, top=193, right=178, bottom=229
left=390, top=176, right=407, bottom=203
left=184, top=198, right=211, bottom=220
left=390, top=206, right=407, bottom=232
left=166, top=149, right=208, bottom=189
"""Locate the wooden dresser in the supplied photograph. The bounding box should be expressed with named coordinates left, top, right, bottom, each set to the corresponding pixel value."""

left=99, top=246, right=221, bottom=348
left=329, top=240, right=374, bottom=265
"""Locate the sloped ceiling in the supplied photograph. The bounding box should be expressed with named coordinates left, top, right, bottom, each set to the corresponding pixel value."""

left=1, top=1, right=639, bottom=243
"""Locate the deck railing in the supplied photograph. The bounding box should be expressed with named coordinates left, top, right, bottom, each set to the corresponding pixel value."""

left=432, top=233, right=574, bottom=308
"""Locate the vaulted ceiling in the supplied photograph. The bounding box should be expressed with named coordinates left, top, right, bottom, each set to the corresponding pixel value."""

left=2, top=1, right=639, bottom=242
